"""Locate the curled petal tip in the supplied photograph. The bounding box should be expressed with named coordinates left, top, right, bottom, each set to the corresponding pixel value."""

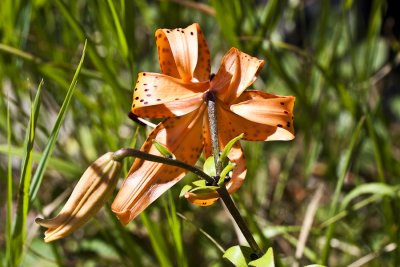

left=112, top=209, right=133, bottom=225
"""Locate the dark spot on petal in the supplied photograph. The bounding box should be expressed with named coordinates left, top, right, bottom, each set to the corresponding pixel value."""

left=146, top=94, right=151, bottom=97
left=277, top=124, right=283, bottom=127
left=280, top=102, right=284, bottom=105
left=143, top=73, right=146, bottom=76
left=284, top=111, right=288, bottom=114
left=140, top=99, right=144, bottom=102
left=287, top=122, right=291, bottom=127
left=157, top=98, right=161, bottom=101
left=190, top=31, right=194, bottom=35
left=135, top=97, right=139, bottom=100
left=144, top=101, right=148, bottom=105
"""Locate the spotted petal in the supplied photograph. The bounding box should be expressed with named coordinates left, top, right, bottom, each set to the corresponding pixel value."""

left=112, top=105, right=206, bottom=224
left=155, top=23, right=210, bottom=82
left=230, top=91, right=295, bottom=141
left=132, top=72, right=209, bottom=118
left=212, top=48, right=264, bottom=104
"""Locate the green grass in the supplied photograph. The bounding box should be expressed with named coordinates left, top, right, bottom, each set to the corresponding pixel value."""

left=1, top=0, right=400, bottom=266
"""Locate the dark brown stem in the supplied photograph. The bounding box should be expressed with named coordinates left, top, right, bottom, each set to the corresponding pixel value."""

left=112, top=148, right=214, bottom=184
left=206, top=91, right=263, bottom=257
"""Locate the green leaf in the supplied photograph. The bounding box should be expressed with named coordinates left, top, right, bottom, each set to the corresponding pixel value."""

left=29, top=41, right=87, bottom=202
left=219, top=133, right=244, bottom=163
left=5, top=96, right=13, bottom=266
left=223, top=245, right=253, bottom=267
left=203, top=156, right=216, bottom=177
left=141, top=212, right=173, bottom=267
left=106, top=0, right=129, bottom=59
left=11, top=80, right=43, bottom=266
left=340, top=183, right=397, bottom=210
left=249, top=248, right=275, bottom=267
left=193, top=180, right=206, bottom=187
left=218, top=162, right=235, bottom=185
left=179, top=185, right=193, bottom=198
left=321, top=116, right=365, bottom=263
left=152, top=140, right=175, bottom=159
left=188, top=186, right=219, bottom=194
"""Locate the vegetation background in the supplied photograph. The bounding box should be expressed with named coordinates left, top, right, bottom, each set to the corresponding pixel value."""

left=1, top=0, right=400, bottom=266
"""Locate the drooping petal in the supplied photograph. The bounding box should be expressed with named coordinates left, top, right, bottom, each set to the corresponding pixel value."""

left=230, top=91, right=295, bottom=141
left=36, top=153, right=121, bottom=242
left=212, top=48, right=264, bottom=104
left=132, top=72, right=208, bottom=118
left=155, top=23, right=210, bottom=82
left=112, top=105, right=206, bottom=224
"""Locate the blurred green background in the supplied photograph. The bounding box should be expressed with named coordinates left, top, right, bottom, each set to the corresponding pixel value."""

left=1, top=0, right=400, bottom=266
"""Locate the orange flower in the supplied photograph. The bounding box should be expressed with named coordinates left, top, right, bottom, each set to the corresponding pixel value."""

left=111, top=23, right=295, bottom=225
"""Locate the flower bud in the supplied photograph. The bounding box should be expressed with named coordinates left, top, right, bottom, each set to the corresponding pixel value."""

left=36, top=152, right=121, bottom=242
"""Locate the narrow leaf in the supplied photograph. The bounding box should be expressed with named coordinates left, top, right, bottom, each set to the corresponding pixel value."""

left=11, top=80, right=44, bottom=266
left=29, top=41, right=87, bottom=202
left=152, top=140, right=176, bottom=159
left=223, top=245, right=252, bottom=267
left=340, top=183, right=397, bottom=210
left=219, top=133, right=244, bottom=163
left=249, top=247, right=275, bottom=267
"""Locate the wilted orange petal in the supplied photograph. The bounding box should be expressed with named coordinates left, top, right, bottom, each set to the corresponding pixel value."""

left=156, top=24, right=202, bottom=82
left=36, top=153, right=121, bottom=242
left=230, top=91, right=295, bottom=141
left=212, top=48, right=265, bottom=104
left=132, top=72, right=208, bottom=118
left=184, top=191, right=219, bottom=206
left=112, top=105, right=206, bottom=224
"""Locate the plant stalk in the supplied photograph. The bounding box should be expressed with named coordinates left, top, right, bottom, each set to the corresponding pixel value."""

left=206, top=91, right=263, bottom=257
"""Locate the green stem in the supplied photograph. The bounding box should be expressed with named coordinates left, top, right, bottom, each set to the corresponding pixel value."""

left=206, top=91, right=263, bottom=257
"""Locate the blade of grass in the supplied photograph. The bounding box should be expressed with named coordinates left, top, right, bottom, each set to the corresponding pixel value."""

left=11, top=79, right=44, bottom=266
left=5, top=96, right=13, bottom=267
left=141, top=211, right=173, bottom=267
left=320, top=116, right=365, bottom=264
left=29, top=40, right=87, bottom=202
left=163, top=192, right=187, bottom=267
left=104, top=205, right=145, bottom=267
left=54, top=0, right=128, bottom=93
left=0, top=144, right=81, bottom=177
left=106, top=0, right=128, bottom=60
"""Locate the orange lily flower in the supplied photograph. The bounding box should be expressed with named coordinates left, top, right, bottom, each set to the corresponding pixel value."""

left=111, top=23, right=295, bottom=225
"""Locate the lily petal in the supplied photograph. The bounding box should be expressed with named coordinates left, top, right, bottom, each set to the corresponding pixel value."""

left=212, top=48, right=264, bottom=104
left=112, top=105, right=206, bottom=224
left=230, top=91, right=295, bottom=141
left=132, top=72, right=208, bottom=118
left=156, top=23, right=209, bottom=82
